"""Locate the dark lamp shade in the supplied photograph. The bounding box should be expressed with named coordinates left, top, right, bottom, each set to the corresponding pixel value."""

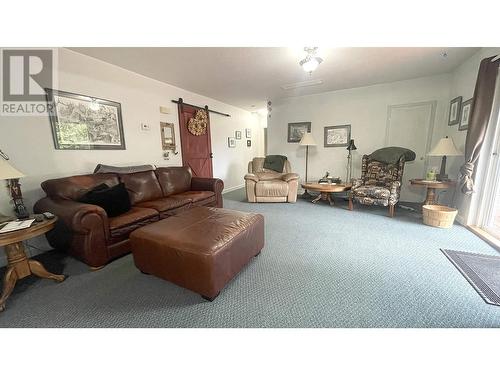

left=347, top=139, right=357, bottom=151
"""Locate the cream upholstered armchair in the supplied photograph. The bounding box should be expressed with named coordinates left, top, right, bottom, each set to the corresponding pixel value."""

left=245, top=157, right=299, bottom=203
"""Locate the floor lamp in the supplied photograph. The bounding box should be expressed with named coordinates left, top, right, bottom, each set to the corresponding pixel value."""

left=346, top=139, right=357, bottom=183
left=299, top=132, right=317, bottom=198
left=0, top=152, right=25, bottom=223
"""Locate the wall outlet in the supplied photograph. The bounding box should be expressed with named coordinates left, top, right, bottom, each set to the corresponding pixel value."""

left=160, top=106, right=171, bottom=114
left=140, top=123, right=151, bottom=131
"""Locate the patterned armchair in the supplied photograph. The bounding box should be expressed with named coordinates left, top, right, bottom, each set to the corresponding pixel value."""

left=348, top=154, right=408, bottom=217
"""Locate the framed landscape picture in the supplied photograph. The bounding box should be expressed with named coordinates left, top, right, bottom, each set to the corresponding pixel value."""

left=459, top=98, right=473, bottom=131
left=448, top=96, right=462, bottom=126
left=228, top=137, right=236, bottom=148
left=287, top=122, right=311, bottom=143
left=235, top=130, right=242, bottom=139
left=245, top=128, right=252, bottom=138
left=45, top=89, right=125, bottom=150
left=324, top=125, right=351, bottom=147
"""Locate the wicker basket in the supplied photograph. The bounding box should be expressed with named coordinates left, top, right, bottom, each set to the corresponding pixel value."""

left=422, top=205, right=458, bottom=228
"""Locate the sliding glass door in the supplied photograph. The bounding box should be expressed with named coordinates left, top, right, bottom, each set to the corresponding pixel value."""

left=482, top=135, right=500, bottom=239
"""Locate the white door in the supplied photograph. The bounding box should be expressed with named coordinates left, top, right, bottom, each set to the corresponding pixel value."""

left=386, top=101, right=436, bottom=203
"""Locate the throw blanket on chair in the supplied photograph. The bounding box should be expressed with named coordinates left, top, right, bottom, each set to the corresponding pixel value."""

left=94, top=164, right=154, bottom=174
left=263, top=155, right=288, bottom=173
left=369, top=147, right=416, bottom=165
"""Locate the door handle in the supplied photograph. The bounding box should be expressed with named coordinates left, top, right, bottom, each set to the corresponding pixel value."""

left=209, top=153, right=213, bottom=159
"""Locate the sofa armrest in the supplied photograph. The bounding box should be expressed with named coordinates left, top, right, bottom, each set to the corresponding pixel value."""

left=191, top=177, right=224, bottom=208
left=281, top=173, right=299, bottom=182
left=191, top=177, right=224, bottom=193
left=34, top=197, right=110, bottom=238
left=244, top=173, right=259, bottom=183
left=34, top=197, right=111, bottom=267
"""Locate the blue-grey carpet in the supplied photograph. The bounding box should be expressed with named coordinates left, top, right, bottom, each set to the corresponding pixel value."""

left=1, top=189, right=500, bottom=327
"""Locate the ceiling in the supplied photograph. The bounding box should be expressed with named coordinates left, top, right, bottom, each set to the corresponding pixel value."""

left=70, top=47, right=480, bottom=111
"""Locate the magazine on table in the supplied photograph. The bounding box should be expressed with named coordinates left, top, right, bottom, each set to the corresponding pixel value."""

left=0, top=219, right=35, bottom=234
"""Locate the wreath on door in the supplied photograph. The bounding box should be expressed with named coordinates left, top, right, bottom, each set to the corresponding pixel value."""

left=187, top=109, right=208, bottom=136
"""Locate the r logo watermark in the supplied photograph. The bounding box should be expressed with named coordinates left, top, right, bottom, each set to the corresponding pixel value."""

left=1, top=48, right=58, bottom=116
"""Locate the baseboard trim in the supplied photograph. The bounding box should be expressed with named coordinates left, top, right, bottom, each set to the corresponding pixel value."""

left=456, top=214, right=466, bottom=225
left=466, top=225, right=500, bottom=253
left=223, top=184, right=245, bottom=194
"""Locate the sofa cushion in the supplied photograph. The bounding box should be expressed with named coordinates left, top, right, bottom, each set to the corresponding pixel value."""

left=255, top=180, right=289, bottom=197
left=78, top=182, right=131, bottom=217
left=41, top=173, right=119, bottom=200
left=255, top=172, right=283, bottom=181
left=108, top=207, right=159, bottom=238
left=155, top=167, right=192, bottom=197
left=119, top=170, right=163, bottom=205
left=172, top=190, right=215, bottom=203
left=135, top=196, right=192, bottom=212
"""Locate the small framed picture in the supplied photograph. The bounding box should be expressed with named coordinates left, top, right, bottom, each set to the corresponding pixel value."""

left=228, top=137, right=236, bottom=148
left=324, top=125, right=351, bottom=147
left=247, top=140, right=251, bottom=147
left=448, top=96, right=462, bottom=126
left=235, top=130, right=242, bottom=139
left=287, top=122, right=311, bottom=143
left=459, top=98, right=473, bottom=131
left=245, top=128, right=252, bottom=138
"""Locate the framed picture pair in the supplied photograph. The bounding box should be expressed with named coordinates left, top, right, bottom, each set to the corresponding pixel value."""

left=287, top=122, right=351, bottom=147
left=448, top=96, right=473, bottom=131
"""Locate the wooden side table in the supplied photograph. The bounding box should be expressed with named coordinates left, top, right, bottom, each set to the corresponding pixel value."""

left=0, top=217, right=65, bottom=312
left=301, top=183, right=352, bottom=206
left=409, top=179, right=457, bottom=205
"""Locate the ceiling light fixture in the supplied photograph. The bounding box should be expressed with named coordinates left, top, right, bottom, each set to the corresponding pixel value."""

left=299, top=47, right=323, bottom=74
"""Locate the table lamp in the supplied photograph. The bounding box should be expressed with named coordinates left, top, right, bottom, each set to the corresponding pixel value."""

left=299, top=132, right=317, bottom=198
left=0, top=153, right=25, bottom=224
left=346, top=139, right=357, bottom=183
left=427, top=136, right=463, bottom=181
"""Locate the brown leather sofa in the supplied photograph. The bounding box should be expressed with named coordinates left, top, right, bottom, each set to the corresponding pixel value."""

left=244, top=157, right=299, bottom=203
left=33, top=167, right=224, bottom=268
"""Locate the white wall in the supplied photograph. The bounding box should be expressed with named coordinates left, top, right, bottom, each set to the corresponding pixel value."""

left=434, top=47, right=500, bottom=223
left=268, top=74, right=451, bottom=200
left=0, top=48, right=265, bottom=265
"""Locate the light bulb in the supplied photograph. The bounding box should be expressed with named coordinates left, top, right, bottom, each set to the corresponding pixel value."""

left=302, top=58, right=319, bottom=73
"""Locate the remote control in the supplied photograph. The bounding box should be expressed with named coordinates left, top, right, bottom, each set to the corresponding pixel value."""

left=43, top=212, right=55, bottom=219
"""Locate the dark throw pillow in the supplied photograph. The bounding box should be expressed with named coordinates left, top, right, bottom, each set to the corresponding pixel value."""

left=78, top=183, right=131, bottom=217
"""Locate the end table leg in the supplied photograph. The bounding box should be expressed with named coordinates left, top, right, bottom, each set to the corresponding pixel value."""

left=425, top=187, right=437, bottom=205
left=28, top=260, right=65, bottom=282
left=311, top=194, right=321, bottom=204
left=328, top=193, right=335, bottom=206
left=348, top=197, right=353, bottom=211
left=0, top=267, right=18, bottom=312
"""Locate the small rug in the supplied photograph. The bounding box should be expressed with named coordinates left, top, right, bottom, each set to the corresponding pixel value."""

left=441, top=249, right=500, bottom=306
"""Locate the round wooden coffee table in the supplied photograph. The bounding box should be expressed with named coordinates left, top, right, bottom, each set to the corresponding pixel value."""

left=409, top=179, right=457, bottom=205
left=0, top=217, right=65, bottom=312
left=301, top=183, right=352, bottom=206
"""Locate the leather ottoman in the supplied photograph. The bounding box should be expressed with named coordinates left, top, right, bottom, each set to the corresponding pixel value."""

left=130, top=206, right=264, bottom=301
